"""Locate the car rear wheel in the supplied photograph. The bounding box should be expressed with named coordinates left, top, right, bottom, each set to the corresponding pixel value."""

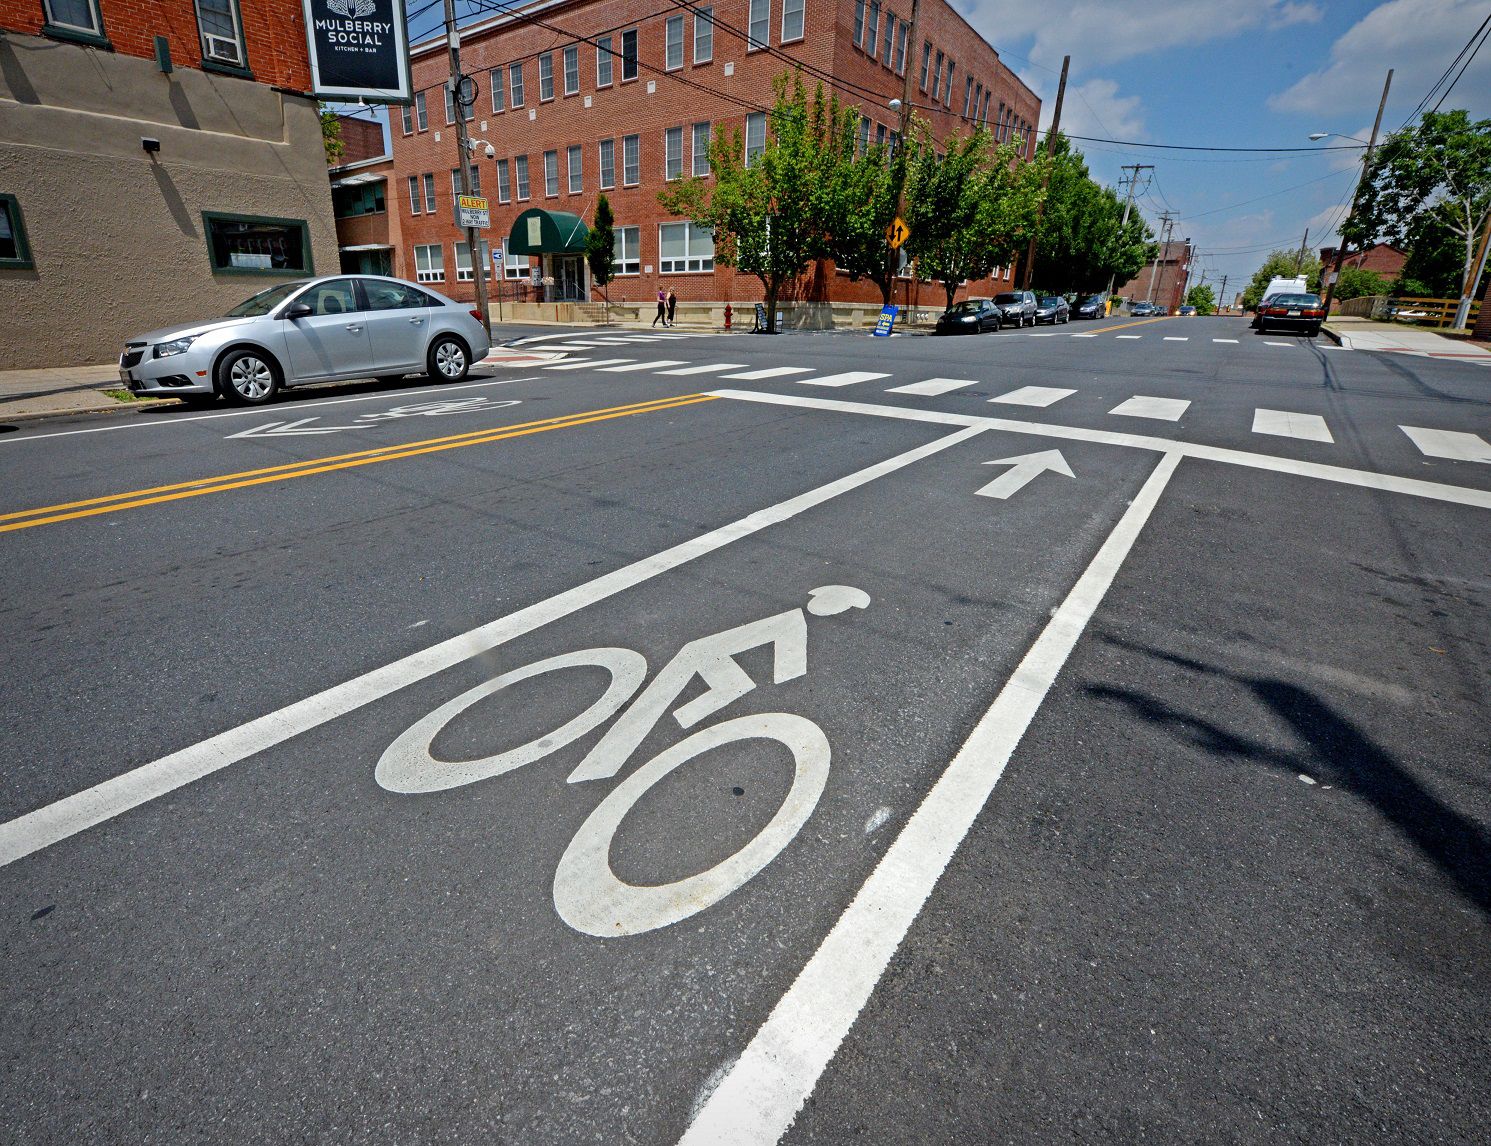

left=217, top=349, right=280, bottom=405
left=427, top=335, right=470, bottom=382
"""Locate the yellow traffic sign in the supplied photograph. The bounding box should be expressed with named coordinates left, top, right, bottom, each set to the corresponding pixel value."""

left=886, top=217, right=910, bottom=249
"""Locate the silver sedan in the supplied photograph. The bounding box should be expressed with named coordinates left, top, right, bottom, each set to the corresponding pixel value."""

left=118, top=275, right=491, bottom=405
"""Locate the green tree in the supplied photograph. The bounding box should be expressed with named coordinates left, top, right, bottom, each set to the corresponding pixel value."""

left=1346, top=108, right=1491, bottom=316
left=320, top=107, right=345, bottom=165
left=1241, top=249, right=1323, bottom=309
left=586, top=194, right=617, bottom=319
left=1184, top=284, right=1216, bottom=314
left=1397, top=209, right=1473, bottom=297
left=821, top=135, right=900, bottom=304
left=1333, top=266, right=1389, bottom=301
left=1029, top=135, right=1152, bottom=294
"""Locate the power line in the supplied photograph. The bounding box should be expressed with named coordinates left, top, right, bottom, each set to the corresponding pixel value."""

left=1399, top=9, right=1491, bottom=128
left=1431, top=14, right=1491, bottom=113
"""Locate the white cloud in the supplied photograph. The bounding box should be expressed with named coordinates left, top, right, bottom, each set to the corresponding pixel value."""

left=1044, top=77, right=1147, bottom=141
left=1269, top=0, right=1491, bottom=119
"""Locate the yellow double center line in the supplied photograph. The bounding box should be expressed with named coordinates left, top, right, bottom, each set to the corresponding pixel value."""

left=2, top=393, right=716, bottom=534
left=1097, top=315, right=1178, bottom=334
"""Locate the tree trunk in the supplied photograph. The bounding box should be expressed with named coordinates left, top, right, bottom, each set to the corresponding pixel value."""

left=877, top=272, right=893, bottom=306
left=943, top=280, right=958, bottom=311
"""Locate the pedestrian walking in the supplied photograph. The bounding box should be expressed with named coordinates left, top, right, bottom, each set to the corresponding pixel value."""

left=653, top=287, right=667, bottom=327
left=666, top=289, right=678, bottom=327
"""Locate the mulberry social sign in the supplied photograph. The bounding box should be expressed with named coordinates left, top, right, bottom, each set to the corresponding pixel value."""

left=302, top=0, right=413, bottom=103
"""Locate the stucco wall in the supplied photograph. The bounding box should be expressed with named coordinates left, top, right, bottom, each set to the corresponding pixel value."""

left=0, top=31, right=337, bottom=369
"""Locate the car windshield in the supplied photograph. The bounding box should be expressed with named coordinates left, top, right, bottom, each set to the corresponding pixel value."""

left=226, top=281, right=309, bottom=317
left=1039, top=297, right=1063, bottom=306
left=1273, top=294, right=1319, bottom=306
left=947, top=301, right=981, bottom=314
left=993, top=292, right=1021, bottom=304
left=1078, top=297, right=1101, bottom=305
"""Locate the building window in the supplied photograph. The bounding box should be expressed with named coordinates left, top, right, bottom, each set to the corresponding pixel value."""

left=665, top=15, right=684, bottom=70
left=943, top=59, right=954, bottom=107
left=694, top=7, right=713, bottom=63
left=980, top=91, right=991, bottom=126
left=444, top=85, right=455, bottom=125
left=42, top=0, right=106, bottom=42
left=784, top=0, right=805, bottom=43
left=853, top=0, right=865, bottom=46
left=622, top=133, right=640, bottom=185
left=613, top=225, right=640, bottom=275
left=451, top=165, right=480, bottom=198
left=415, top=243, right=444, bottom=283
left=562, top=45, right=579, bottom=95
left=880, top=7, right=894, bottom=64
left=203, top=212, right=309, bottom=275
left=963, top=76, right=973, bottom=118
left=455, top=241, right=491, bottom=282
left=511, top=63, right=525, bottom=107
left=596, top=36, right=613, bottom=86
left=497, top=159, right=511, bottom=203
left=196, top=0, right=246, bottom=70
left=658, top=221, right=713, bottom=273
left=865, top=1, right=879, bottom=57
left=893, top=20, right=907, bottom=73
left=504, top=251, right=531, bottom=280
left=422, top=172, right=436, bottom=213
left=997, top=102, right=1006, bottom=139
left=0, top=194, right=34, bottom=269
left=415, top=91, right=428, bottom=130
left=621, top=29, right=638, bottom=81
left=539, top=52, right=554, bottom=101
left=692, top=122, right=711, bottom=176
left=875, top=123, right=886, bottom=148
left=543, top=149, right=559, bottom=196
left=745, top=112, right=766, bottom=166
left=857, top=116, right=870, bottom=155
left=332, top=182, right=385, bottom=218
left=568, top=145, right=583, bottom=193
left=931, top=50, right=943, bottom=101
left=919, top=41, right=931, bottom=91
left=491, top=66, right=505, bottom=112
left=407, top=175, right=421, bottom=214
left=748, top=0, right=768, bottom=49
left=400, top=104, right=413, bottom=135
left=664, top=126, right=683, bottom=181
left=599, top=138, right=616, bottom=189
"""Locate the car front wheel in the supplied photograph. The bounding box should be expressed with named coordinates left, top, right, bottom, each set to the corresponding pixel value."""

left=427, top=335, right=470, bottom=382
left=217, top=348, right=280, bottom=405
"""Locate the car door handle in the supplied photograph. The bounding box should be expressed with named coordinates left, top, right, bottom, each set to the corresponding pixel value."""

left=345, top=324, right=363, bottom=332
left=408, top=317, right=424, bottom=325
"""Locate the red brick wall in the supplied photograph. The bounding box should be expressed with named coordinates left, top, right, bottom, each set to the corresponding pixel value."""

left=0, top=0, right=313, bottom=91
left=1318, top=244, right=1406, bottom=280
left=388, top=0, right=1039, bottom=305
left=1115, top=241, right=1192, bottom=310
left=1474, top=267, right=1491, bottom=341
left=336, top=115, right=387, bottom=164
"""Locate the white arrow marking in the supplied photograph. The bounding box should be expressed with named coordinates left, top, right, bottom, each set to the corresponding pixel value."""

left=225, top=418, right=357, bottom=439
left=975, top=450, right=1075, bottom=499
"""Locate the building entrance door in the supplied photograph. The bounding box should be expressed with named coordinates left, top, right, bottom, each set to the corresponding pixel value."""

left=552, top=255, right=586, bottom=302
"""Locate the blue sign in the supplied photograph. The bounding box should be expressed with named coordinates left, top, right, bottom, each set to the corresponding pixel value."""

left=872, top=305, right=899, bottom=337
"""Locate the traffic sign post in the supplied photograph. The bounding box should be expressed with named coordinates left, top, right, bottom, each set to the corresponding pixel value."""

left=886, top=217, right=910, bottom=249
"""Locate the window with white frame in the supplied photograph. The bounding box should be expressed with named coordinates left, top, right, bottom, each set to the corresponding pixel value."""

left=853, top=0, right=865, bottom=46
left=857, top=115, right=870, bottom=155
left=401, top=104, right=413, bottom=134
left=491, top=66, right=505, bottom=111
left=694, top=7, right=713, bottom=63
left=539, top=52, right=554, bottom=100
left=510, top=63, right=525, bottom=106
left=515, top=154, right=530, bottom=199
left=747, top=0, right=768, bottom=49
left=543, top=149, right=559, bottom=196
left=43, top=0, right=105, bottom=39
left=407, top=175, right=421, bottom=214
left=415, top=91, right=428, bottom=130
left=919, top=41, right=931, bottom=91
left=621, top=29, right=638, bottom=80
left=415, top=243, right=444, bottom=283
left=745, top=112, right=766, bottom=166
left=879, top=7, right=894, bottom=63
left=444, top=85, right=455, bottom=125
left=692, top=122, right=710, bottom=176
left=865, top=1, right=879, bottom=57
left=599, top=138, right=616, bottom=189
left=563, top=45, right=579, bottom=94
left=659, top=221, right=713, bottom=273
left=450, top=164, right=480, bottom=198
left=455, top=240, right=492, bottom=281
left=596, top=36, right=613, bottom=85
left=963, top=76, right=973, bottom=117
left=497, top=158, right=511, bottom=203
left=664, top=126, right=683, bottom=180
left=931, top=50, right=942, bottom=100
left=623, top=133, right=640, bottom=185
left=195, top=0, right=245, bottom=68
left=943, top=59, right=954, bottom=106
left=893, top=20, right=907, bottom=73
left=665, top=15, right=684, bottom=70
left=613, top=225, right=640, bottom=275
left=875, top=123, right=886, bottom=147
left=568, top=145, right=583, bottom=193
left=504, top=251, right=531, bottom=280
left=422, top=172, right=436, bottom=213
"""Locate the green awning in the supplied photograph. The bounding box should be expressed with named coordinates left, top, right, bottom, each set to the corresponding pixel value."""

left=507, top=208, right=589, bottom=255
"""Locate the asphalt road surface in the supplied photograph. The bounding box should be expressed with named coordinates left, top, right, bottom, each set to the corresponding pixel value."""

left=3, top=315, right=1488, bottom=1143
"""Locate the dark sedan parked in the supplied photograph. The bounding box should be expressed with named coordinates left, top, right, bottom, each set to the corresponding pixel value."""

left=1255, top=292, right=1325, bottom=336
left=1035, top=296, right=1070, bottom=324
left=1074, top=296, right=1105, bottom=319
left=935, top=299, right=1003, bottom=334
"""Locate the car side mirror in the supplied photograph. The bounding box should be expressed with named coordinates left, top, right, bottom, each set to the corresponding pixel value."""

left=283, top=302, right=314, bottom=320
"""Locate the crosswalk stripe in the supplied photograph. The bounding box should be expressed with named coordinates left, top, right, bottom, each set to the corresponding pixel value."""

left=1252, top=409, right=1334, bottom=443
left=989, top=385, right=1076, bottom=407
left=887, top=377, right=979, bottom=396
left=544, top=358, right=634, bottom=370
left=1163, top=337, right=1189, bottom=341
left=1213, top=338, right=1240, bottom=343
left=1116, top=335, right=1143, bottom=340
left=657, top=363, right=746, bottom=375
left=797, top=371, right=892, bottom=388
left=597, top=360, right=690, bottom=372
left=1399, top=426, right=1491, bottom=462
left=721, top=366, right=815, bottom=380
left=1264, top=341, right=1294, bottom=347
left=1110, top=395, right=1190, bottom=421
left=1027, top=332, right=1057, bottom=337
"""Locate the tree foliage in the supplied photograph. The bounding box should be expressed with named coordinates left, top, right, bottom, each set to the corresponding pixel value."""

left=820, top=136, right=900, bottom=304
left=1184, top=284, right=1216, bottom=315
left=320, top=107, right=345, bottom=165
left=1333, top=266, right=1389, bottom=301
left=1029, top=135, right=1153, bottom=294
left=1397, top=209, right=1476, bottom=298
left=1241, top=249, right=1322, bottom=309
left=586, top=195, right=616, bottom=295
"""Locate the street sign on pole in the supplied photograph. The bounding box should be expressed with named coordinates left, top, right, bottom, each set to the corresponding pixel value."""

left=456, top=194, right=489, bottom=229
left=885, top=218, right=910, bottom=249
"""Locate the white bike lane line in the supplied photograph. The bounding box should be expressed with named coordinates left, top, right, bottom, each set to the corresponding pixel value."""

left=0, top=424, right=987, bottom=869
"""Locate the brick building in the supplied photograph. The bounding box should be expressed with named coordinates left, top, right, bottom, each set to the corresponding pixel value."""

left=1115, top=238, right=1192, bottom=312
left=1317, top=242, right=1406, bottom=282
left=0, top=0, right=337, bottom=367
left=387, top=0, right=1040, bottom=316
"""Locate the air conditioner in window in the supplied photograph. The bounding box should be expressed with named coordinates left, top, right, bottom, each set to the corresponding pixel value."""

left=204, top=34, right=242, bottom=65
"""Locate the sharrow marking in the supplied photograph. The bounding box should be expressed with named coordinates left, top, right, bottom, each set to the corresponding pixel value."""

left=988, top=386, right=1075, bottom=408
left=679, top=452, right=1183, bottom=1145
left=1252, top=409, right=1334, bottom=443
left=887, top=378, right=979, bottom=396
left=796, top=371, right=891, bottom=388
left=657, top=363, right=747, bottom=376
left=543, top=358, right=636, bottom=371
left=597, top=360, right=689, bottom=372
left=1110, top=395, right=1190, bottom=422
left=1400, top=426, right=1491, bottom=463
left=721, top=367, right=816, bottom=380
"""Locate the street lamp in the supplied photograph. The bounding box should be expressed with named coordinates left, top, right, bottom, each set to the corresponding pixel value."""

left=1308, top=131, right=1368, bottom=144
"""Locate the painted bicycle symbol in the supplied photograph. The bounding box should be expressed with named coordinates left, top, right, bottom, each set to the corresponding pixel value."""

left=376, top=585, right=871, bottom=936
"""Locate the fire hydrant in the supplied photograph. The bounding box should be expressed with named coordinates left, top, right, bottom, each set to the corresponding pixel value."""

left=724, top=303, right=733, bottom=330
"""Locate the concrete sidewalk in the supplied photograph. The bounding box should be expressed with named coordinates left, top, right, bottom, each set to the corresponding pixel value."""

left=1323, top=317, right=1491, bottom=362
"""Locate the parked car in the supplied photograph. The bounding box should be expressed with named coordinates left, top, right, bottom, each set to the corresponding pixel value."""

left=935, top=299, right=1003, bottom=334
left=1178, top=305, right=1197, bottom=316
left=1255, top=292, right=1325, bottom=336
left=1034, top=296, right=1071, bottom=324
left=1131, top=301, right=1157, bottom=317
left=117, top=275, right=492, bottom=406
left=1153, top=306, right=1170, bottom=316
left=992, top=290, right=1037, bottom=327
left=1074, top=296, right=1105, bottom=319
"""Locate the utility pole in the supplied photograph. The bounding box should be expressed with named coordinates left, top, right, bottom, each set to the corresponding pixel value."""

left=445, top=0, right=491, bottom=336
left=1294, top=227, right=1310, bottom=276
left=1020, top=54, right=1069, bottom=290
left=1322, top=68, right=1392, bottom=316
left=1217, top=273, right=1228, bottom=315
left=1457, top=218, right=1491, bottom=330
left=1106, top=163, right=1151, bottom=307
left=1146, top=212, right=1174, bottom=305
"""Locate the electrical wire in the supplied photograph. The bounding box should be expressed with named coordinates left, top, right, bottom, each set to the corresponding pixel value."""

left=1431, top=13, right=1491, bottom=113
left=1399, top=9, right=1491, bottom=128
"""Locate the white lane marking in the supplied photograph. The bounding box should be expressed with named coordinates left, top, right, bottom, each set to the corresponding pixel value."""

left=680, top=452, right=1182, bottom=1145
left=0, top=426, right=987, bottom=870
left=989, top=386, right=1075, bottom=408
left=1071, top=333, right=1098, bottom=338
left=795, top=371, right=891, bottom=388
left=1110, top=395, right=1190, bottom=421
left=1163, top=337, right=1189, bottom=342
left=1213, top=338, right=1240, bottom=344
left=556, top=342, right=606, bottom=349
left=721, top=367, right=815, bottom=380
left=1115, top=335, right=1143, bottom=340
left=1264, top=341, right=1294, bottom=347
left=597, top=360, right=690, bottom=372
left=658, top=363, right=747, bottom=376
left=1252, top=409, right=1334, bottom=443
left=1027, top=332, right=1056, bottom=337
left=1400, top=426, right=1491, bottom=463
left=707, top=390, right=1491, bottom=510
left=886, top=378, right=978, bottom=396
left=543, top=358, right=635, bottom=371
left=0, top=377, right=537, bottom=445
